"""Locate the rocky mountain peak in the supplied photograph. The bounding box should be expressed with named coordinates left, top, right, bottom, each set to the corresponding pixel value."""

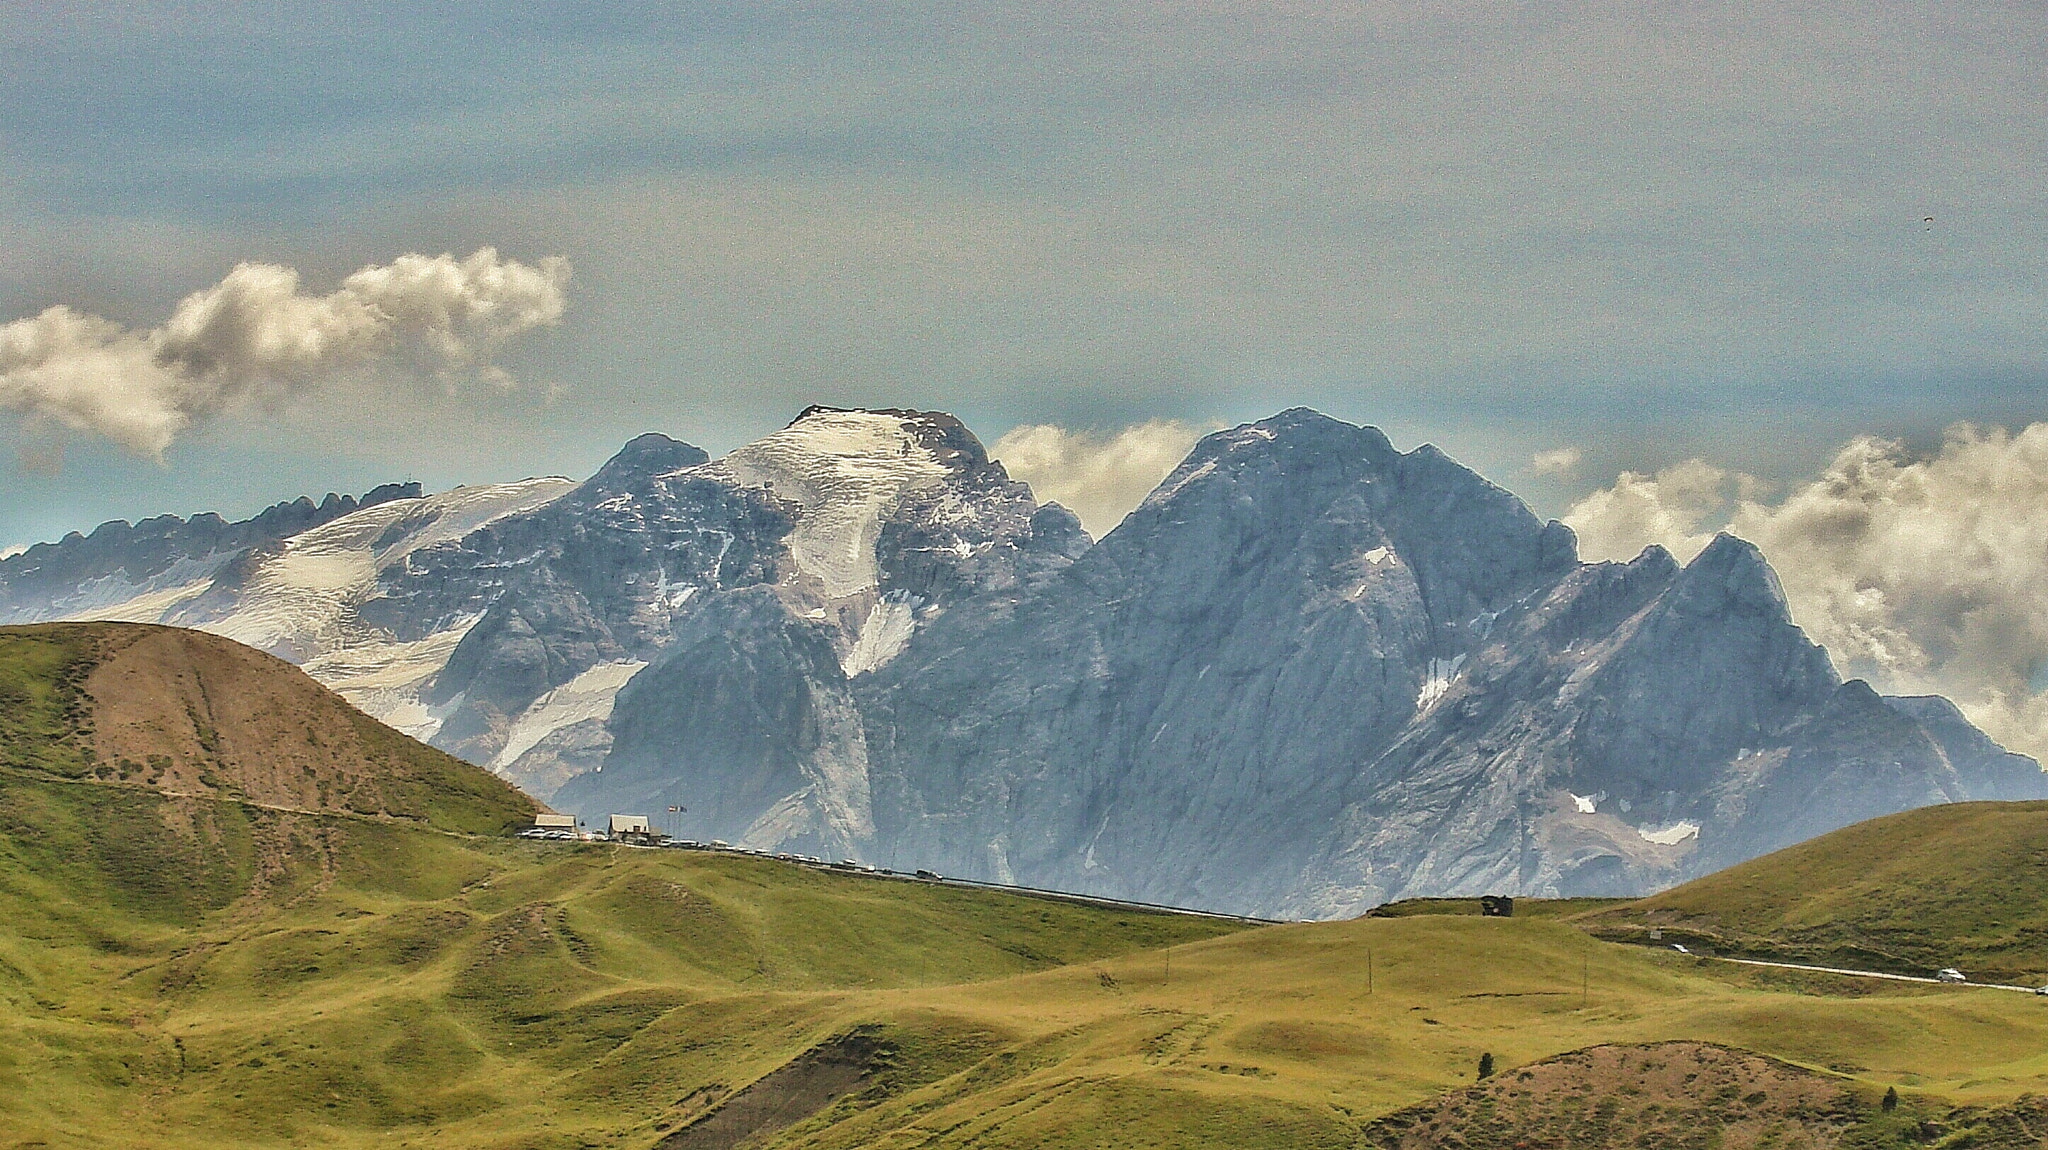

left=1668, top=533, right=1793, bottom=618
left=706, top=408, right=992, bottom=601
left=584, top=432, right=710, bottom=491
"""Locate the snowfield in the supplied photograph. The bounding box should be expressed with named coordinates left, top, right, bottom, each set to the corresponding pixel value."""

left=709, top=410, right=949, bottom=600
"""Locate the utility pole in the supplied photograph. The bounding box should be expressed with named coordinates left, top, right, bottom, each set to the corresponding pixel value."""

left=1367, top=947, right=1373, bottom=995
left=1581, top=958, right=1589, bottom=1009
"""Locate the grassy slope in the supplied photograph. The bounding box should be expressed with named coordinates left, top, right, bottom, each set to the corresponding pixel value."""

left=1576, top=801, right=2048, bottom=982
left=6, top=775, right=2048, bottom=1150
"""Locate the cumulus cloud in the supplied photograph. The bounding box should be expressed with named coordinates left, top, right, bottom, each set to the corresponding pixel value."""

left=1530, top=446, right=1583, bottom=478
left=993, top=419, right=1217, bottom=538
left=1565, top=425, right=2048, bottom=760
left=1564, top=459, right=1748, bottom=566
left=0, top=248, right=569, bottom=459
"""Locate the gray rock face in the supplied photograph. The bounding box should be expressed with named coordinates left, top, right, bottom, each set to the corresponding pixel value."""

left=9, top=406, right=2042, bottom=916
left=547, top=408, right=1089, bottom=850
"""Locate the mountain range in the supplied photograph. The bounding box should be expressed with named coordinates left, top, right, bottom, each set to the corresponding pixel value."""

left=4, top=406, right=2039, bottom=917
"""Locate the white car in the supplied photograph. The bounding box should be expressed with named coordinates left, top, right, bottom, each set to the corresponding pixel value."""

left=1670, top=944, right=1691, bottom=955
left=1937, top=968, right=1967, bottom=983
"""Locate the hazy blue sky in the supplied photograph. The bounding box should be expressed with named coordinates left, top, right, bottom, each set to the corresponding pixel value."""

left=3, top=1, right=2043, bottom=549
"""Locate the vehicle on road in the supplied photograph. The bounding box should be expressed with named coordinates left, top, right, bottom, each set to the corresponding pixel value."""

left=1670, top=943, right=1690, bottom=954
left=1938, top=968, right=1968, bottom=983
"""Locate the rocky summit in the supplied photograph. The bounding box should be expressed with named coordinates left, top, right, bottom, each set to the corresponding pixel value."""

left=6, top=406, right=2041, bottom=917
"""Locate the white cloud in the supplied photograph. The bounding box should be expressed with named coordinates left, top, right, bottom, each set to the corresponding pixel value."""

left=0, top=249, right=569, bottom=459
left=1531, top=446, right=1583, bottom=478
left=1564, top=425, right=2048, bottom=760
left=1562, top=459, right=1744, bottom=566
left=993, top=419, right=1217, bottom=538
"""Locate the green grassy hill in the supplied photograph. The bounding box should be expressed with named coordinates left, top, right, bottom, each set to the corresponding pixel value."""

left=0, top=773, right=1243, bottom=1149
left=7, top=767, right=2048, bottom=1149
left=1575, top=801, right=2048, bottom=983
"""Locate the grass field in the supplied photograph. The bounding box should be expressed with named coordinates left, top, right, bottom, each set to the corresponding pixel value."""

left=8, top=771, right=2048, bottom=1150
left=1577, top=801, right=2048, bottom=984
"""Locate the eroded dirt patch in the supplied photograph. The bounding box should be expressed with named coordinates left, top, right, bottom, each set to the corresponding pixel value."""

left=1360, top=1041, right=1861, bottom=1150
left=656, top=1030, right=888, bottom=1150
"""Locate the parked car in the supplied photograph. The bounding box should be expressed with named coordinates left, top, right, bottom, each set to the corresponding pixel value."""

left=1937, top=968, right=1968, bottom=983
left=2034, top=985, right=2048, bottom=996
left=915, top=869, right=941, bottom=880
left=1670, top=944, right=1691, bottom=955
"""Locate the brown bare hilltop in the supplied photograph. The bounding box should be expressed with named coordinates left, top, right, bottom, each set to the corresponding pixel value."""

left=0, top=622, right=535, bottom=835
left=1360, top=1042, right=2048, bottom=1150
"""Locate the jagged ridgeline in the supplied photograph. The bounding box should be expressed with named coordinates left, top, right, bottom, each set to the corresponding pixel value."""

left=0, top=621, right=536, bottom=835
left=4, top=408, right=2043, bottom=918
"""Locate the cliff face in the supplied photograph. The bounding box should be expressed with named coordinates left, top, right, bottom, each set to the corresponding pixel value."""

left=10, top=408, right=2042, bottom=916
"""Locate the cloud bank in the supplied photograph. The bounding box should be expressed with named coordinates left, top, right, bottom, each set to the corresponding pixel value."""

left=993, top=420, right=1216, bottom=538
left=1566, top=425, right=2048, bottom=760
left=0, top=249, right=569, bottom=458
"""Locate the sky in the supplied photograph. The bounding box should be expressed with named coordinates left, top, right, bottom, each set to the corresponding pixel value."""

left=4, top=3, right=2048, bottom=748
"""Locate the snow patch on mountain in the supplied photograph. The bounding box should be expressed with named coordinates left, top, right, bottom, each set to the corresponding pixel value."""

left=709, top=410, right=948, bottom=599
left=208, top=478, right=572, bottom=660
left=51, top=554, right=229, bottom=623
left=843, top=595, right=920, bottom=676
left=1416, top=655, right=1466, bottom=710
left=1637, top=820, right=1701, bottom=845
left=304, top=624, right=479, bottom=740
left=492, top=660, right=647, bottom=771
